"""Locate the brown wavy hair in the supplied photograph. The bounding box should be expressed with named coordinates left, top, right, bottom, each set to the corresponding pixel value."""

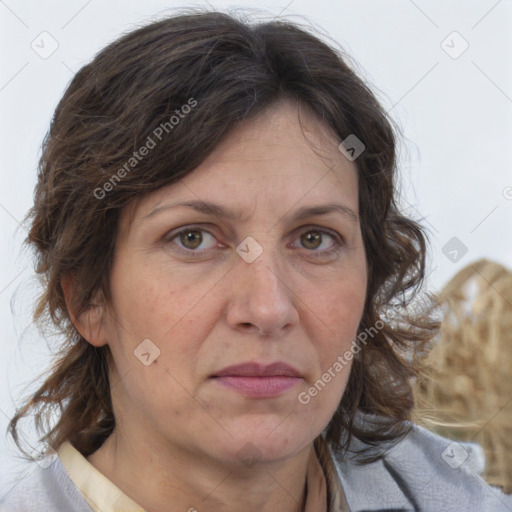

left=8, top=9, right=438, bottom=463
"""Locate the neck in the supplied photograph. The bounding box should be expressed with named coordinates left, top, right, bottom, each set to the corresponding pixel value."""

left=86, top=429, right=313, bottom=512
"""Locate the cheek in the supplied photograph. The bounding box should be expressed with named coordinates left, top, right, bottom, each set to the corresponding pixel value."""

left=310, top=277, right=366, bottom=342
left=108, top=260, right=208, bottom=342
left=105, top=267, right=224, bottom=396
left=304, top=273, right=366, bottom=405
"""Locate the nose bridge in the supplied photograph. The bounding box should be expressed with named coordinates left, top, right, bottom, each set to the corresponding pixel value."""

left=249, top=254, right=287, bottom=301
left=227, top=240, right=298, bottom=335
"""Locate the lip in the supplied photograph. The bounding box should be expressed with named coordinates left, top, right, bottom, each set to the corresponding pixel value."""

left=211, top=362, right=302, bottom=398
left=213, top=362, right=301, bottom=378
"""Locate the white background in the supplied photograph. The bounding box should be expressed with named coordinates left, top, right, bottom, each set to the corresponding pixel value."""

left=1, top=0, right=511, bottom=499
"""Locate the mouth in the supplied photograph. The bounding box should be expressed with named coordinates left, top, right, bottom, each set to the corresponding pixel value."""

left=211, top=362, right=302, bottom=398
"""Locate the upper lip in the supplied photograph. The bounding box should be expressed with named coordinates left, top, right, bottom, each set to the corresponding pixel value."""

left=213, top=362, right=301, bottom=378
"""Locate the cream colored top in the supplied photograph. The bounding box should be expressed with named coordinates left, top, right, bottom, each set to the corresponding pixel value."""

left=58, top=441, right=144, bottom=511
left=58, top=439, right=348, bottom=512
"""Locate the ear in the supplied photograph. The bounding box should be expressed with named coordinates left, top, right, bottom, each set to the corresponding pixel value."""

left=61, top=275, right=108, bottom=347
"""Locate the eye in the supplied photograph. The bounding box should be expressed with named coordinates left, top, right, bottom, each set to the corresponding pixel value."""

left=291, top=228, right=342, bottom=255
left=164, top=225, right=343, bottom=259
left=168, top=227, right=218, bottom=252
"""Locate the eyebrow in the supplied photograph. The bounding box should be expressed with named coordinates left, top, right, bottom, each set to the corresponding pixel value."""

left=145, top=200, right=359, bottom=223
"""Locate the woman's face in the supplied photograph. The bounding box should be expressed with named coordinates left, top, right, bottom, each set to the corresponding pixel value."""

left=97, top=101, right=367, bottom=467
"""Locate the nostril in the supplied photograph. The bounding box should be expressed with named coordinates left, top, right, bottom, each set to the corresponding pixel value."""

left=239, top=323, right=271, bottom=337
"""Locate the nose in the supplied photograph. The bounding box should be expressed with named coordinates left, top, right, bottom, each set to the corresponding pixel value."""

left=225, top=250, right=299, bottom=338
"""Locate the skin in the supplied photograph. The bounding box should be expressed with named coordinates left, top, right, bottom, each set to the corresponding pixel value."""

left=71, top=99, right=368, bottom=512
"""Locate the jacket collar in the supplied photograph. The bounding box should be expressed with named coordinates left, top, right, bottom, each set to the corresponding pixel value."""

left=335, top=453, right=414, bottom=511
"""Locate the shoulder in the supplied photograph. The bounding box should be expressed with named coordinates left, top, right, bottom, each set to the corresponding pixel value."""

left=0, top=455, right=92, bottom=512
left=332, top=423, right=512, bottom=512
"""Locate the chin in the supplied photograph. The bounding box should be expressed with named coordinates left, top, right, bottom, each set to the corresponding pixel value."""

left=208, top=420, right=313, bottom=467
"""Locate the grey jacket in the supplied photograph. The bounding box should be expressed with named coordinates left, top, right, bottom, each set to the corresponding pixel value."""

left=1, top=425, right=511, bottom=511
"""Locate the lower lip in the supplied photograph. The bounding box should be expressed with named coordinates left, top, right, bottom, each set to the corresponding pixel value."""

left=213, top=376, right=301, bottom=397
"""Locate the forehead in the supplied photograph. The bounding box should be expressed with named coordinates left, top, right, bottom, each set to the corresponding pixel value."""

left=196, top=99, right=351, bottom=176
left=125, top=99, right=358, bottom=226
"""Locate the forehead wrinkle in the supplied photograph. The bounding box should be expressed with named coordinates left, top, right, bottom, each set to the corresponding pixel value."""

left=122, top=101, right=357, bottom=240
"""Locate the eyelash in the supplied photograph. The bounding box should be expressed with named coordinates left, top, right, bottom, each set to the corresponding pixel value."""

left=164, top=225, right=344, bottom=259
